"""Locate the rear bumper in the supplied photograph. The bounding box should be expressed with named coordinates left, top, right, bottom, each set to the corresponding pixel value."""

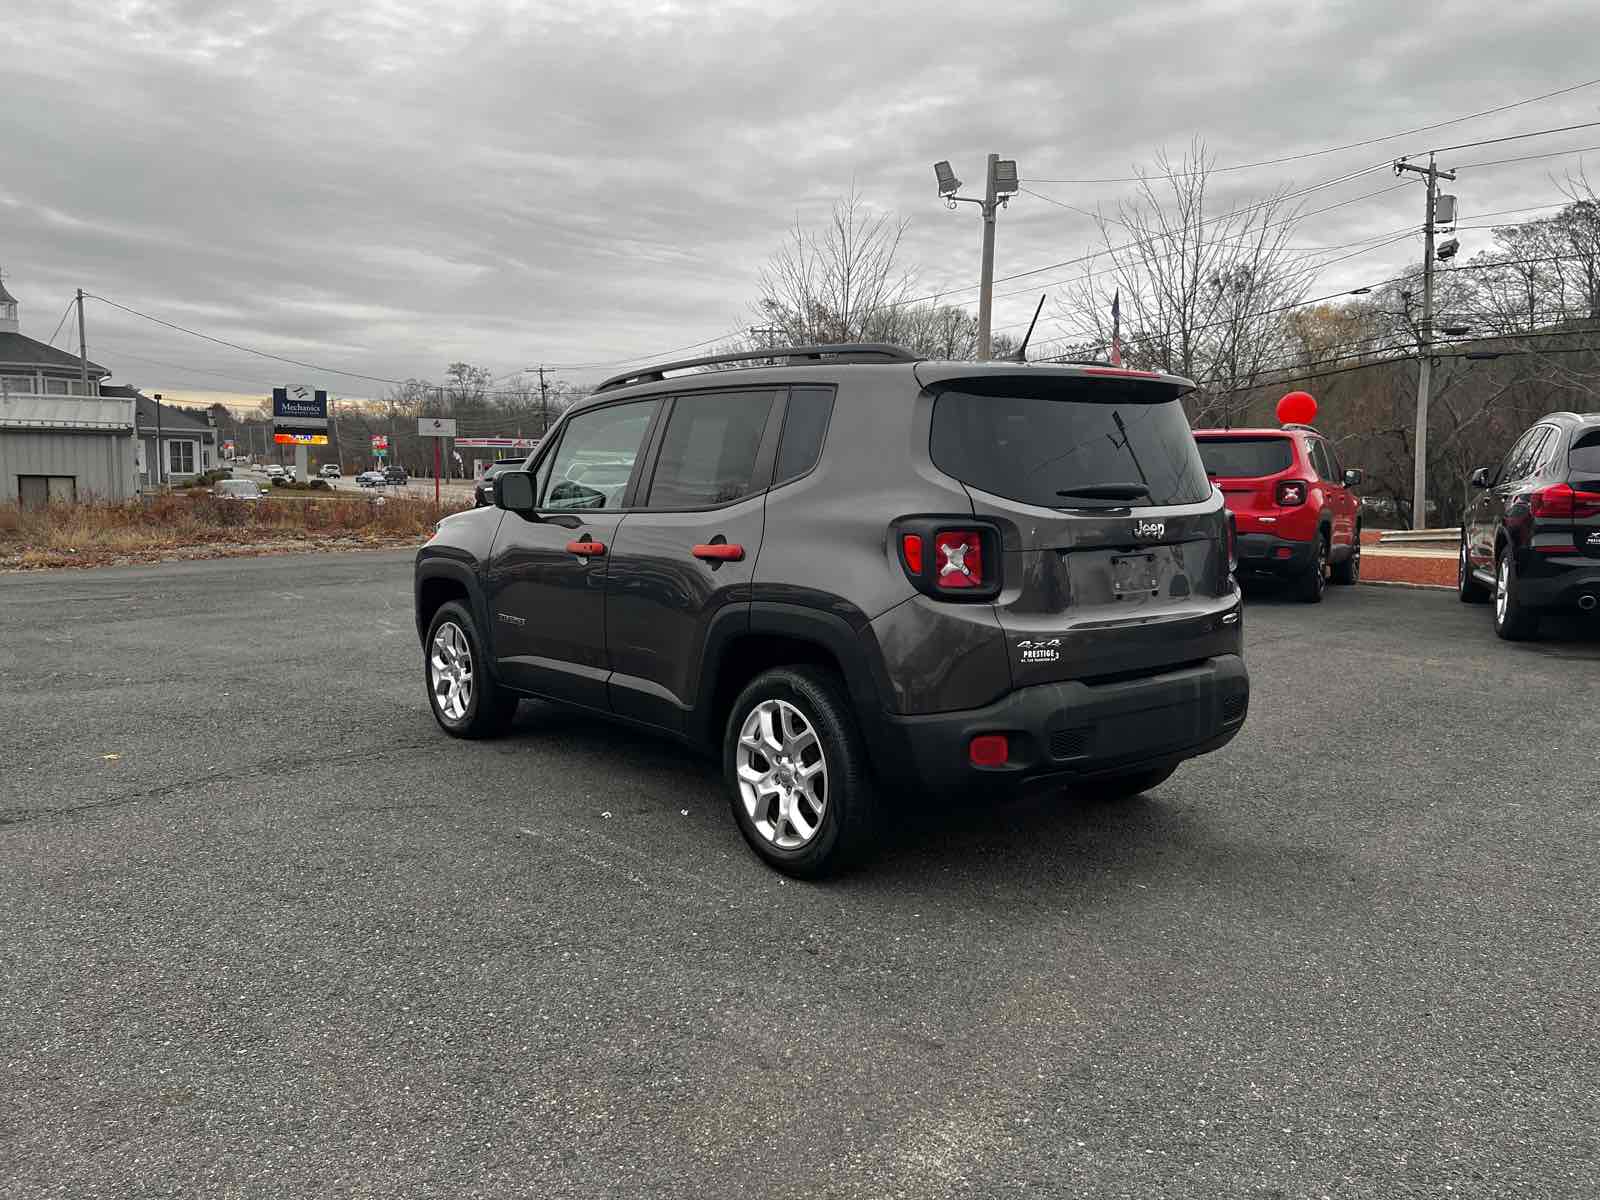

left=1512, top=552, right=1600, bottom=609
left=1236, top=531, right=1316, bottom=573
left=872, top=653, right=1249, bottom=801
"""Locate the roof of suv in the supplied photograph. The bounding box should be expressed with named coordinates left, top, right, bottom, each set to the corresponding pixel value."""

left=582, top=343, right=1196, bottom=411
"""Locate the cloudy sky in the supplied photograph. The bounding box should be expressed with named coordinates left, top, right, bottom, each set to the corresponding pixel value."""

left=6, top=0, right=1600, bottom=409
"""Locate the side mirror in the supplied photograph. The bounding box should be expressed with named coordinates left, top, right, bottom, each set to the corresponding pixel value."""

left=1343, top=468, right=1363, bottom=487
left=1469, top=467, right=1491, bottom=489
left=495, top=471, right=537, bottom=513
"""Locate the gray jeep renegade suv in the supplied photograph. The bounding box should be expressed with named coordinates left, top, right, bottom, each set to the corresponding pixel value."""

left=415, top=344, right=1248, bottom=876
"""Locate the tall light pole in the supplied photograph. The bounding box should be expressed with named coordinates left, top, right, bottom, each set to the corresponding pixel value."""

left=1395, top=154, right=1457, bottom=530
left=935, top=155, right=1019, bottom=360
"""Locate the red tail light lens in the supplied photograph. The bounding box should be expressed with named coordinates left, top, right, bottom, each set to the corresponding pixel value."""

left=969, top=734, right=1009, bottom=767
left=1275, top=479, right=1308, bottom=507
left=901, top=533, right=924, bottom=575
left=934, top=531, right=984, bottom=589
left=1530, top=483, right=1600, bottom=519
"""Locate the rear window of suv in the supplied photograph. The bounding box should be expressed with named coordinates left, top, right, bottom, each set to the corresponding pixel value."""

left=929, top=377, right=1211, bottom=509
left=1570, top=428, right=1600, bottom=474
left=1194, top=436, right=1294, bottom=478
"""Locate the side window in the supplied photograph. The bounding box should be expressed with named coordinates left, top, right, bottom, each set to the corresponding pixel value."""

left=645, top=390, right=776, bottom=508
left=1510, top=427, right=1551, bottom=482
left=1570, top=428, right=1600, bottom=474
left=1322, top=439, right=1345, bottom=482
left=1532, top=426, right=1565, bottom=476
left=538, top=400, right=658, bottom=511
left=1495, top=428, right=1539, bottom=485
left=1307, top=439, right=1335, bottom=483
left=774, top=385, right=836, bottom=485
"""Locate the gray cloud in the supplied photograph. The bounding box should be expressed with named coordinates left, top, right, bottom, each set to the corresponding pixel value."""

left=5, top=0, right=1599, bottom=400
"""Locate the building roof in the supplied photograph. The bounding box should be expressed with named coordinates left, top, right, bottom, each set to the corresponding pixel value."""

left=0, top=331, right=109, bottom=376
left=0, top=276, right=16, bottom=305
left=132, top=393, right=214, bottom=435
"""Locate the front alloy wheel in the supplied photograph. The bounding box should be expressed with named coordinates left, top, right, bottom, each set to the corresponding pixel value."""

left=430, top=621, right=475, bottom=722
left=424, top=600, right=516, bottom=738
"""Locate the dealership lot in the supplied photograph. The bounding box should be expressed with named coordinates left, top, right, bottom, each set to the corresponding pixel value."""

left=3, top=554, right=1598, bottom=1198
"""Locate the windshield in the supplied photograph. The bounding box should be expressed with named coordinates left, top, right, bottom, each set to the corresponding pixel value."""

left=1195, top=436, right=1294, bottom=478
left=929, top=378, right=1210, bottom=509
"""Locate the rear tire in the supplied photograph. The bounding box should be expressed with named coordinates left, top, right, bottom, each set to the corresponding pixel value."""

left=425, top=601, right=518, bottom=738
left=724, top=666, right=879, bottom=879
left=1458, top=533, right=1490, bottom=604
left=1493, top=545, right=1540, bottom=641
left=1329, top=529, right=1361, bottom=585
left=1296, top=534, right=1329, bottom=603
left=1073, top=765, right=1177, bottom=802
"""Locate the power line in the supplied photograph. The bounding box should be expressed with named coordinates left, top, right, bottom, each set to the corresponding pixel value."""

left=46, top=298, right=76, bottom=349
left=1023, top=77, right=1600, bottom=184
left=1423, top=119, right=1600, bottom=157
left=1453, top=142, right=1600, bottom=171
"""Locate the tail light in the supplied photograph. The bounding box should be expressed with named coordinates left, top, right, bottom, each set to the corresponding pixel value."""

left=1530, top=483, right=1600, bottom=519
left=894, top=519, right=1001, bottom=600
left=1275, top=479, right=1308, bottom=507
left=969, top=734, right=1009, bottom=767
left=934, top=531, right=984, bottom=590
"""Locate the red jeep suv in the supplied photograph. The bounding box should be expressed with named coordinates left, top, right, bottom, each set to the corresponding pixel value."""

left=1192, top=425, right=1363, bottom=602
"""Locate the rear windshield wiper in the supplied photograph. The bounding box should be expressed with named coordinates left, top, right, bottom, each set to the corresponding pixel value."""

left=1055, top=483, right=1152, bottom=501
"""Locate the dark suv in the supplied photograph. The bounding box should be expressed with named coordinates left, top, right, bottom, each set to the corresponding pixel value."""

left=414, top=344, right=1249, bottom=876
left=1459, top=411, right=1600, bottom=639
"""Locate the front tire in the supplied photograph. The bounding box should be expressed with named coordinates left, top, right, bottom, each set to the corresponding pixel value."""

left=1073, top=764, right=1178, bottom=802
left=425, top=601, right=518, bottom=737
left=724, top=666, right=879, bottom=879
left=1493, top=545, right=1540, bottom=641
left=1458, top=533, right=1490, bottom=604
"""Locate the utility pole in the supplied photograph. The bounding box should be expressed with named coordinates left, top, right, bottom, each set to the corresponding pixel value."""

left=76, top=289, right=89, bottom=390
left=328, top=397, right=342, bottom=471
left=935, top=154, right=1019, bottom=361
left=153, top=393, right=164, bottom=486
left=1394, top=153, right=1457, bottom=530
left=538, top=365, right=549, bottom=436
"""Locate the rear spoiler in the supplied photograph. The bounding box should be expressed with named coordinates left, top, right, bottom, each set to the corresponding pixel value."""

left=913, top=361, right=1195, bottom=398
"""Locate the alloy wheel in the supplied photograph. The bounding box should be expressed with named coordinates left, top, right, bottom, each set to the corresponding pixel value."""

left=735, top=699, right=829, bottom=849
left=1495, top=558, right=1509, bottom=625
left=430, top=621, right=475, bottom=722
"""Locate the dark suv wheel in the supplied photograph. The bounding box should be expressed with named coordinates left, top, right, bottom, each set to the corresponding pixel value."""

left=1493, top=545, right=1540, bottom=641
left=425, top=601, right=518, bottom=737
left=723, top=666, right=879, bottom=879
left=1458, top=533, right=1489, bottom=604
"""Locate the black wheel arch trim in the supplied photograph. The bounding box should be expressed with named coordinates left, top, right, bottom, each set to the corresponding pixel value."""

left=414, top=555, right=492, bottom=650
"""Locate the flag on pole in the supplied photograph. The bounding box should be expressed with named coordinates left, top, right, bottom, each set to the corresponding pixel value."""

left=1110, top=292, right=1122, bottom=366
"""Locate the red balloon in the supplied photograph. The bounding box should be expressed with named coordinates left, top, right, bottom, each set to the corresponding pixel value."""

left=1277, top=391, right=1317, bottom=426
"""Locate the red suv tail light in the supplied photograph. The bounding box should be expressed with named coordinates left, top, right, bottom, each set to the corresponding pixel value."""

left=1275, top=479, right=1308, bottom=507
left=1530, top=483, right=1600, bottom=519
left=901, top=533, right=924, bottom=575
left=934, top=531, right=984, bottom=589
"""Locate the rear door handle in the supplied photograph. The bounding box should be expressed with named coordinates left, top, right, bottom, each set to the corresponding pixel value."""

left=692, top=543, right=745, bottom=562
left=566, top=539, right=606, bottom=557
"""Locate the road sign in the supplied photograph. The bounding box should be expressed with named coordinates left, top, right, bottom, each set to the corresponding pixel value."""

left=274, top=432, right=329, bottom=445
left=370, top=434, right=388, bottom=450
left=273, top=387, right=328, bottom=425
left=418, top=417, right=457, bottom=437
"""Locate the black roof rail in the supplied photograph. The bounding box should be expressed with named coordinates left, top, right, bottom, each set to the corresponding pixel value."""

left=595, top=343, right=920, bottom=393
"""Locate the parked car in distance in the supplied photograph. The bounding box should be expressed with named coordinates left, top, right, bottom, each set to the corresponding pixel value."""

left=264, top=464, right=285, bottom=479
left=1459, top=411, right=1600, bottom=639
left=1192, top=424, right=1363, bottom=602
left=415, top=344, right=1249, bottom=878
left=212, top=479, right=264, bottom=502
left=356, top=470, right=386, bottom=488
left=384, top=466, right=408, bottom=485
left=474, top=460, right=523, bottom=507
left=320, top=464, right=341, bottom=479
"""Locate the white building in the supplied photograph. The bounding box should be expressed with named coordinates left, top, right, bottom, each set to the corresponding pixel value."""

left=0, top=273, right=138, bottom=505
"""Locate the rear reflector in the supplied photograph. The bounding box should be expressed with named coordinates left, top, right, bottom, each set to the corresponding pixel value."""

left=934, top=531, right=984, bottom=589
left=901, top=533, right=923, bottom=575
left=1274, top=546, right=1294, bottom=559
left=969, top=734, right=1009, bottom=767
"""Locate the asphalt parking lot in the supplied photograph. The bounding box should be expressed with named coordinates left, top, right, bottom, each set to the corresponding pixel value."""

left=3, top=555, right=1598, bottom=1198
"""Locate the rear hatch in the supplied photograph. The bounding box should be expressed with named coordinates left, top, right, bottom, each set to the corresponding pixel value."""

left=920, top=366, right=1238, bottom=685
left=1567, top=424, right=1600, bottom=556
left=1192, top=434, right=1294, bottom=528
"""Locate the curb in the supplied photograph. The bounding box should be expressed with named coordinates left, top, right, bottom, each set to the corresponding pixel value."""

left=1358, top=578, right=1452, bottom=591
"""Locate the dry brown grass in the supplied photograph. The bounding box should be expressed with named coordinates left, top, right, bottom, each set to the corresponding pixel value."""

left=0, top=493, right=469, bottom=570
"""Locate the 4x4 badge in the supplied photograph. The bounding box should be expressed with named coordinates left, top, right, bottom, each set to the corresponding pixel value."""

left=1134, top=520, right=1166, bottom=539
left=1017, top=637, right=1061, bottom=664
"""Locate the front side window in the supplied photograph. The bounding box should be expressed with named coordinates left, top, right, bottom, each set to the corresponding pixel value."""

left=1510, top=427, right=1552, bottom=482
left=646, top=390, right=776, bottom=508
left=1495, top=428, right=1541, bottom=485
left=539, top=400, right=658, bottom=510
left=1309, top=439, right=1338, bottom=483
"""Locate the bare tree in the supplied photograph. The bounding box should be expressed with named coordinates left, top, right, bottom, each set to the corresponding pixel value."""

left=1060, top=139, right=1310, bottom=426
